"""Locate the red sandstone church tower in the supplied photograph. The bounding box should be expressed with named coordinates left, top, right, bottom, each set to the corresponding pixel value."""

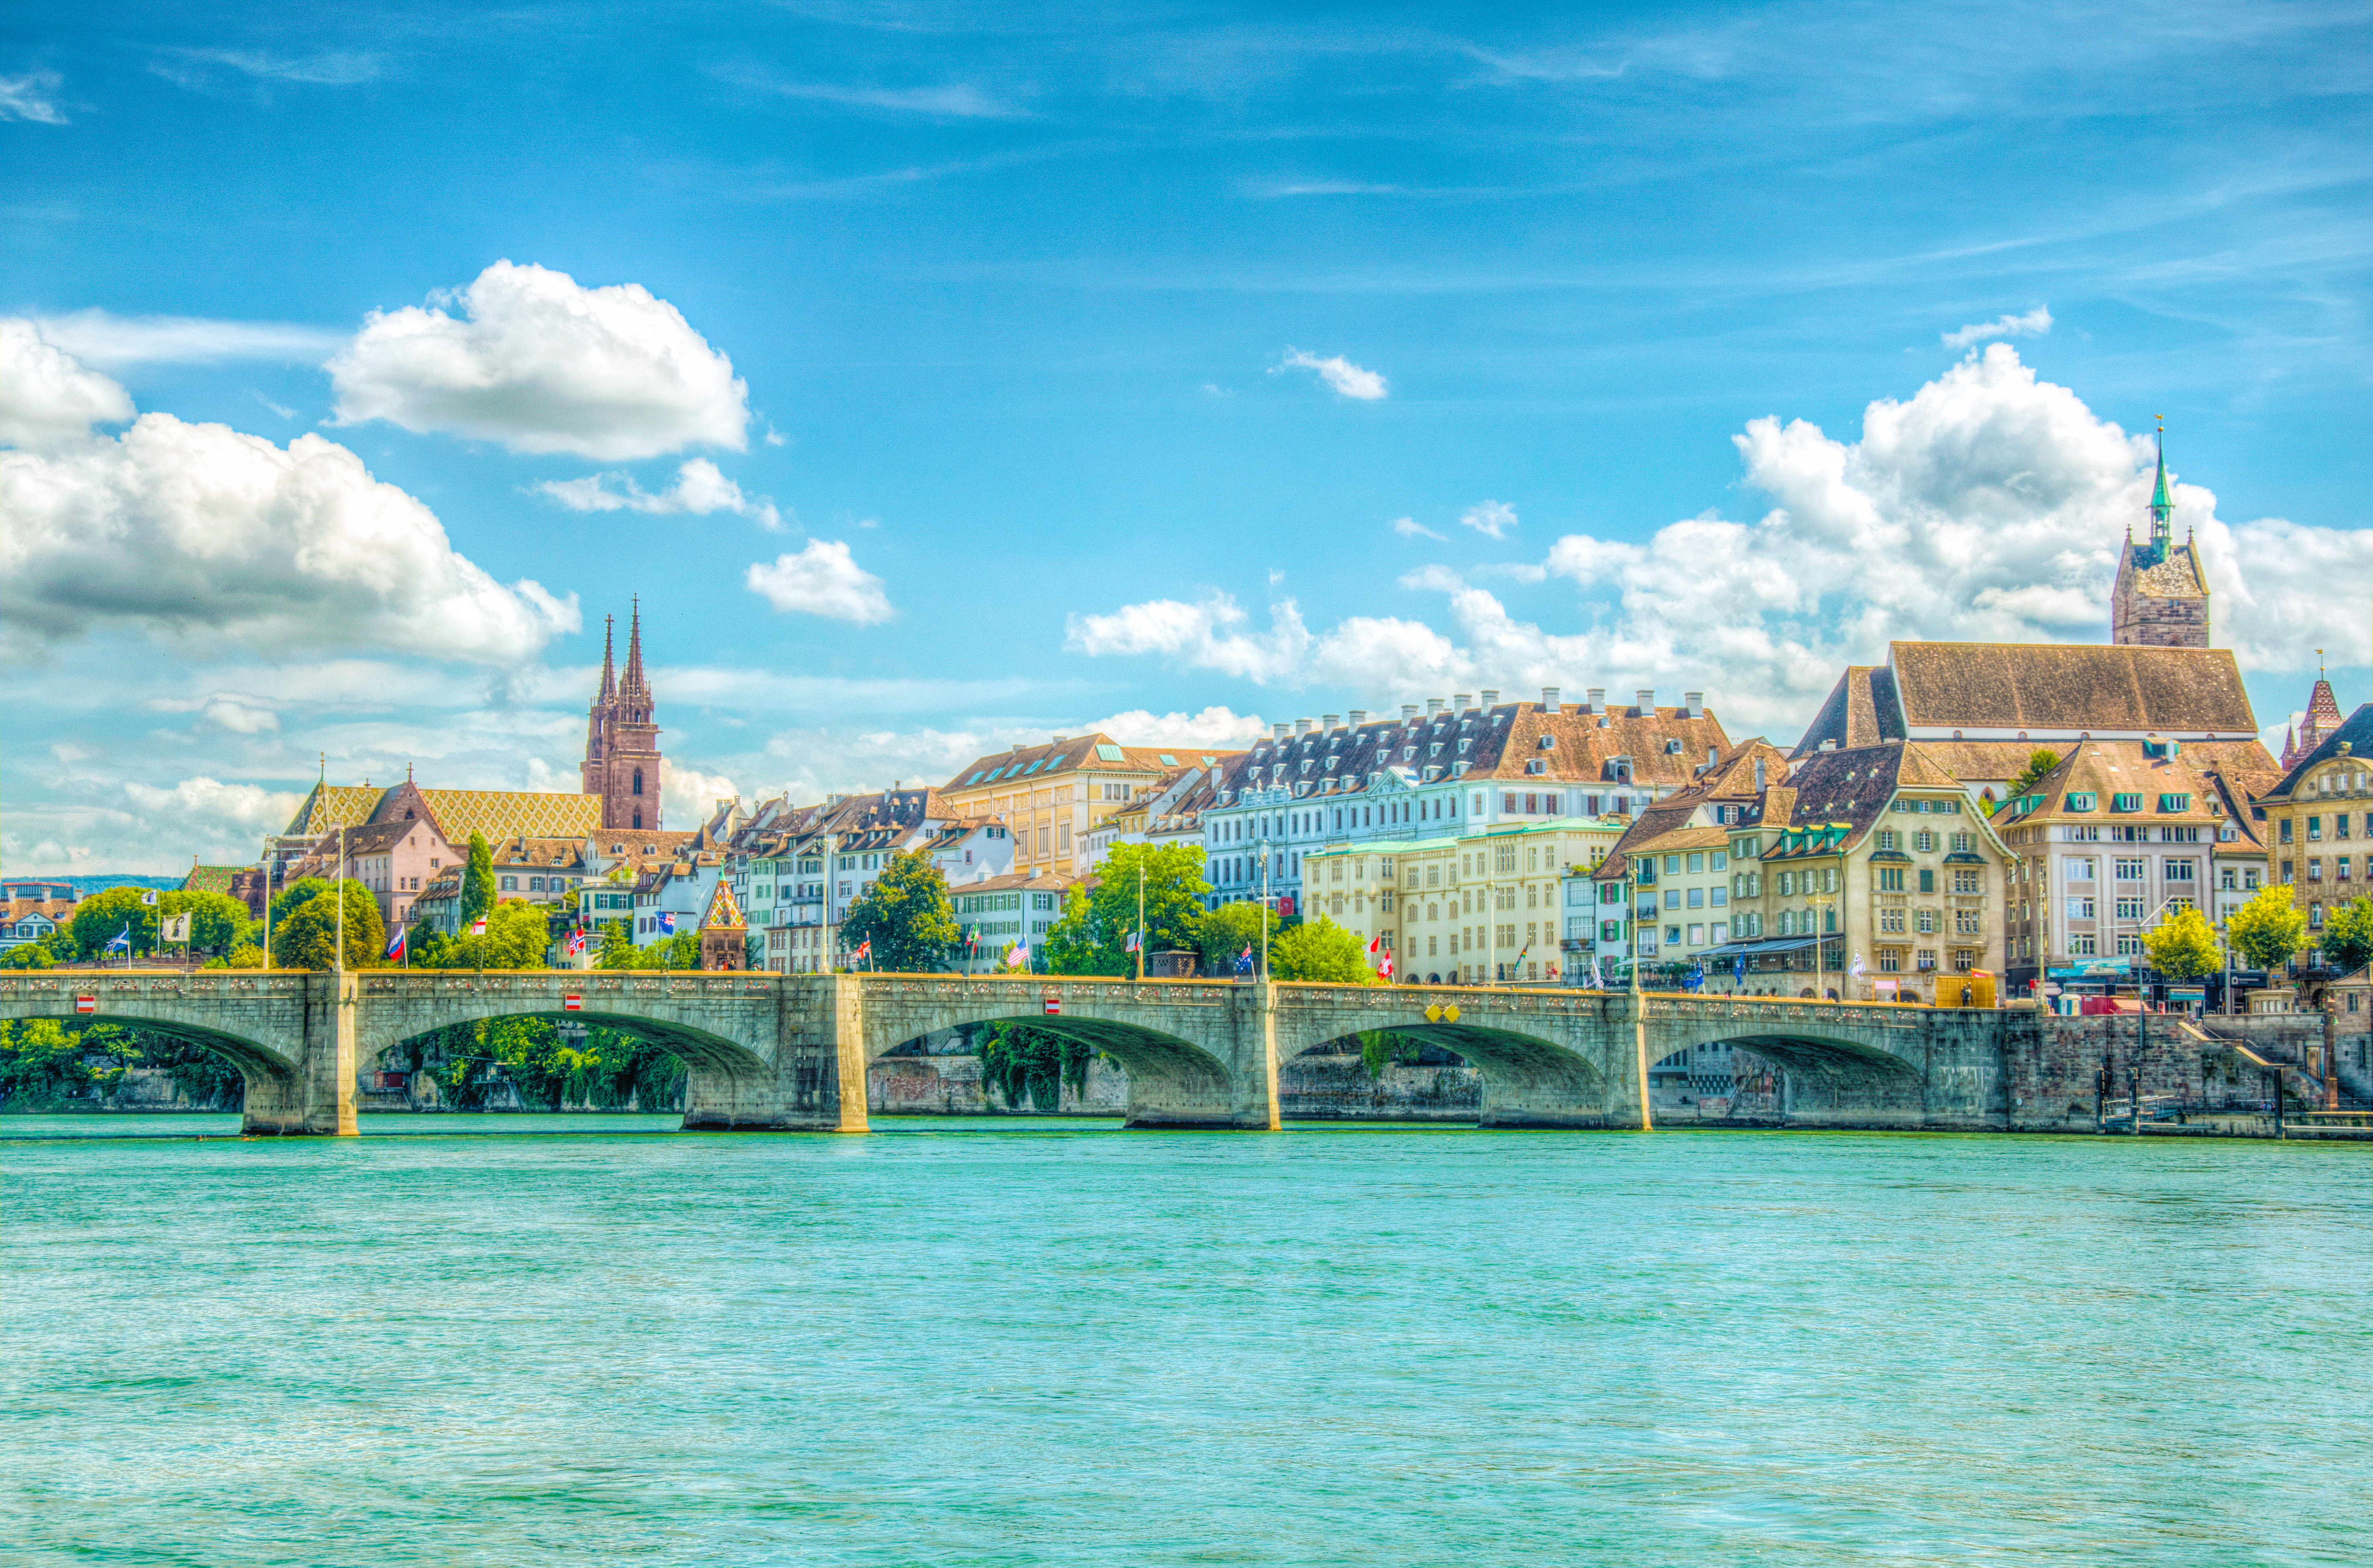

left=582, top=602, right=664, bottom=830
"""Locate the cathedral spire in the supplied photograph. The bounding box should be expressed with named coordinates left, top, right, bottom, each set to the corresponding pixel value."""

left=598, top=614, right=617, bottom=702
left=2149, top=417, right=2173, bottom=546
left=622, top=596, right=648, bottom=693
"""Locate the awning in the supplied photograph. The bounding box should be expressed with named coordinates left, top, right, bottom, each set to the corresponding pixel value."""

left=2048, top=959, right=2135, bottom=979
left=1698, top=935, right=1823, bottom=960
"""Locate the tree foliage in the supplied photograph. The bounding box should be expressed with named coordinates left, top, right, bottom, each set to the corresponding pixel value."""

left=838, top=849, right=961, bottom=972
left=595, top=926, right=701, bottom=970
left=0, top=943, right=56, bottom=970
left=0, top=1020, right=141, bottom=1104
left=2318, top=896, right=2373, bottom=975
left=275, top=879, right=387, bottom=970
left=461, top=833, right=497, bottom=932
left=2226, top=884, right=2309, bottom=974
left=1038, top=843, right=1213, bottom=976
left=2001, top=748, right=2062, bottom=805
left=412, top=899, right=551, bottom=969
left=2141, top=906, right=2222, bottom=981
left=392, top=1018, right=685, bottom=1112
left=70, top=886, right=158, bottom=958
left=1197, top=901, right=1279, bottom=972
left=975, top=1023, right=1095, bottom=1110
left=1267, top=915, right=1381, bottom=984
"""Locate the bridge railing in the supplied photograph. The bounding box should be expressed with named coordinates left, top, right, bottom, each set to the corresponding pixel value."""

left=0, top=973, right=312, bottom=1002
left=359, top=970, right=779, bottom=998
left=857, top=973, right=1241, bottom=1005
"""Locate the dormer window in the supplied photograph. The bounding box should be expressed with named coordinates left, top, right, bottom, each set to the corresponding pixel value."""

left=1538, top=734, right=1555, bottom=750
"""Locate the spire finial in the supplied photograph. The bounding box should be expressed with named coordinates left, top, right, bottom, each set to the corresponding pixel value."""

left=623, top=596, right=648, bottom=693
left=597, top=613, right=617, bottom=702
left=2147, top=416, right=2174, bottom=547
left=319, top=750, right=326, bottom=785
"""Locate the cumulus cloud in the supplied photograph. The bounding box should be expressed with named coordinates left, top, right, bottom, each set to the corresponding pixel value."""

left=746, top=540, right=894, bottom=624
left=329, top=261, right=749, bottom=460
left=1460, top=499, right=1518, bottom=539
left=1392, top=516, right=1447, bottom=541
left=33, top=309, right=345, bottom=368
left=1081, top=707, right=1270, bottom=749
left=147, top=692, right=282, bottom=734
left=0, top=329, right=578, bottom=665
left=0, top=70, right=66, bottom=124
left=1273, top=348, right=1388, bottom=401
left=0, top=320, right=135, bottom=445
left=1071, top=344, right=2373, bottom=735
left=1941, top=305, right=2052, bottom=350
left=538, top=458, right=783, bottom=528
left=663, top=764, right=743, bottom=826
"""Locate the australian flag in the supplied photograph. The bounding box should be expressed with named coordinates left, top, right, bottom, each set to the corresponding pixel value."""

left=1235, top=943, right=1254, bottom=975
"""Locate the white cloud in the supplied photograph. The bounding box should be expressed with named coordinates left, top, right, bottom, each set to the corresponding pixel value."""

left=328, top=261, right=749, bottom=460
left=1392, top=516, right=1447, bottom=541
left=1941, top=305, right=2052, bottom=350
left=0, top=332, right=578, bottom=665
left=0, top=319, right=134, bottom=445
left=1273, top=347, right=1388, bottom=401
left=1079, top=707, right=1270, bottom=749
left=723, top=72, right=1026, bottom=119
left=0, top=70, right=66, bottom=124
left=746, top=540, right=894, bottom=624
left=146, top=692, right=283, bottom=734
left=1460, top=499, right=1518, bottom=539
left=538, top=458, right=783, bottom=528
left=663, top=764, right=743, bottom=827
left=1071, top=345, right=2373, bottom=736
left=153, top=49, right=383, bottom=87
left=33, top=309, right=346, bottom=368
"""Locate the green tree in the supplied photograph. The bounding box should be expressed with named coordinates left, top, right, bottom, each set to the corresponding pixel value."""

left=593, top=926, right=701, bottom=970
left=1037, top=843, right=1213, bottom=977
left=2142, top=906, right=2222, bottom=981
left=1197, top=901, right=1279, bottom=974
left=266, top=877, right=329, bottom=959
left=2226, top=884, right=2309, bottom=975
left=70, top=886, right=159, bottom=958
left=838, top=849, right=961, bottom=972
left=1267, top=915, right=1382, bottom=984
left=420, top=900, right=550, bottom=970
left=975, top=1022, right=1095, bottom=1110
left=2318, top=896, right=2373, bottom=975
left=0, top=943, right=56, bottom=970
left=0, top=1019, right=141, bottom=1105
left=2001, top=748, right=2062, bottom=805
left=460, top=833, right=497, bottom=933
left=156, top=890, right=254, bottom=955
left=275, top=880, right=386, bottom=970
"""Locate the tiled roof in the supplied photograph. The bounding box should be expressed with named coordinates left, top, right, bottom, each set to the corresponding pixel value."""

left=2264, top=702, right=2373, bottom=801
left=702, top=878, right=747, bottom=932
left=2130, top=542, right=2208, bottom=598
left=1885, top=641, right=2257, bottom=736
left=1209, top=699, right=1731, bottom=806
left=943, top=734, right=1239, bottom=791
left=489, top=836, right=589, bottom=869
left=406, top=788, right=603, bottom=842
left=283, top=783, right=383, bottom=837
left=1795, top=666, right=1904, bottom=753
left=180, top=864, right=245, bottom=895
left=1998, top=740, right=2238, bottom=835
left=335, top=819, right=447, bottom=857
left=1766, top=742, right=1971, bottom=850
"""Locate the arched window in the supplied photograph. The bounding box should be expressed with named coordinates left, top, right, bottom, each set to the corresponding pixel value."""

left=633, top=769, right=644, bottom=796
left=633, top=809, right=643, bottom=830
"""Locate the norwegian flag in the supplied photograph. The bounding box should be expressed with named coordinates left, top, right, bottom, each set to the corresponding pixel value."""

left=564, top=928, right=588, bottom=957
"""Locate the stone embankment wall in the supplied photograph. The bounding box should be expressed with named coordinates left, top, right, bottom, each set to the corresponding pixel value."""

left=869, top=1054, right=1130, bottom=1116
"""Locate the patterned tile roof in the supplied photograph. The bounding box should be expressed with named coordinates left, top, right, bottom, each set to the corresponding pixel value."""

left=702, top=878, right=746, bottom=932
left=403, top=788, right=603, bottom=843
left=180, top=864, right=245, bottom=895
left=282, top=783, right=384, bottom=837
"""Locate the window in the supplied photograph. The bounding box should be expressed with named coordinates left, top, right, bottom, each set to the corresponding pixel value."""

left=2281, top=818, right=2295, bottom=844
left=2114, top=858, right=2146, bottom=882
left=1951, top=832, right=1973, bottom=853
left=1953, top=869, right=1984, bottom=894
left=633, top=769, right=644, bottom=796
left=1878, top=949, right=1903, bottom=972
left=1916, top=908, right=1937, bottom=934
left=2115, top=897, right=2144, bottom=921
left=1913, top=830, right=1937, bottom=853
left=2309, top=816, right=2324, bottom=841
left=1875, top=830, right=1899, bottom=850
left=1918, top=869, right=1935, bottom=893
left=2070, top=897, right=2095, bottom=919
left=2116, top=935, right=2142, bottom=956
left=2109, top=793, right=2141, bottom=813
left=1879, top=908, right=1906, bottom=933
left=1956, top=908, right=1983, bottom=936
left=2159, top=793, right=2191, bottom=813
left=2069, top=933, right=2095, bottom=955
left=2165, top=859, right=2195, bottom=883
left=1877, top=867, right=1905, bottom=892
left=2065, top=793, right=2097, bottom=813
left=500, top=875, right=517, bottom=890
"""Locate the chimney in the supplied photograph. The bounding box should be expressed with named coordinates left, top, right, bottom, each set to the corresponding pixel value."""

left=1587, top=687, right=1605, bottom=715
left=1480, top=689, right=1499, bottom=708
left=1754, top=758, right=1767, bottom=790
left=1636, top=689, right=1656, bottom=715
left=1295, top=718, right=1313, bottom=736
left=1323, top=713, right=1342, bottom=731
left=1348, top=710, right=1368, bottom=727
left=1542, top=687, right=1560, bottom=714
left=1272, top=723, right=1291, bottom=741
left=1402, top=704, right=1420, bottom=721
left=1426, top=698, right=1445, bottom=717
left=1454, top=693, right=1472, bottom=713
left=1684, top=691, right=1704, bottom=718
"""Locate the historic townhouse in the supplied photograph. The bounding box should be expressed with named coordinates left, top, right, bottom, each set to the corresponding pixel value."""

left=2251, top=701, right=2373, bottom=964
left=1990, top=737, right=2272, bottom=991
left=949, top=871, right=1076, bottom=974
left=1203, top=687, right=1732, bottom=918
left=1301, top=817, right=1623, bottom=986
left=939, top=736, right=1237, bottom=882
left=1584, top=740, right=1794, bottom=979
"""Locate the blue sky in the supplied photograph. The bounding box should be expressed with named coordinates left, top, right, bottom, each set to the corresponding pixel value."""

left=5, top=1, right=2371, bottom=872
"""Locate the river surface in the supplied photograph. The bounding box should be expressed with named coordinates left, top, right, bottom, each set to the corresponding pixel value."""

left=3, top=1116, right=2366, bottom=1566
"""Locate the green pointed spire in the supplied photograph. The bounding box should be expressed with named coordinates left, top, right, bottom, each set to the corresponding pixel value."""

left=2149, top=418, right=2173, bottom=544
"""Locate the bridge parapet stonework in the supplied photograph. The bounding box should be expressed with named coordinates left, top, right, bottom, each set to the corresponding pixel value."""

left=1, top=971, right=2030, bottom=1136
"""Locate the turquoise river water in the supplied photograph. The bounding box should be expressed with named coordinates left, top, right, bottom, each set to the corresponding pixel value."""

left=2, top=1115, right=2367, bottom=1567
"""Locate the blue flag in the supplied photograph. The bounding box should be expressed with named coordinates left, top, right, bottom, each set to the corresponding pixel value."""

left=105, top=923, right=131, bottom=952
left=1734, top=955, right=1747, bottom=984
left=656, top=911, right=676, bottom=935
left=1235, top=944, right=1253, bottom=975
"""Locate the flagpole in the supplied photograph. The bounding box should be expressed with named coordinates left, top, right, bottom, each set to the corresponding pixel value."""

left=1136, top=861, right=1146, bottom=982
left=335, top=825, right=346, bottom=975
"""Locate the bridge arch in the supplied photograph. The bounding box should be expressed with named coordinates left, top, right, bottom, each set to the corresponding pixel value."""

left=873, top=1008, right=1234, bottom=1123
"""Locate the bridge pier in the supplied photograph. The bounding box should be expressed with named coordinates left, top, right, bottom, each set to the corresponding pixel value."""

left=239, top=974, right=358, bottom=1136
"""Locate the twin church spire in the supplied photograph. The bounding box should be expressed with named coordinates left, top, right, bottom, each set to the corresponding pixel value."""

left=583, top=599, right=663, bottom=830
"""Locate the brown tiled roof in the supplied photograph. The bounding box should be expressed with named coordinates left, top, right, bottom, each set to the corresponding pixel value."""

left=1767, top=742, right=1972, bottom=849
left=1886, top=641, right=2257, bottom=735
left=1998, top=740, right=2236, bottom=834
left=1212, top=699, right=1731, bottom=806
left=333, top=819, right=449, bottom=857
left=489, top=836, right=589, bottom=870
left=943, top=735, right=1239, bottom=792
left=1795, top=667, right=1904, bottom=754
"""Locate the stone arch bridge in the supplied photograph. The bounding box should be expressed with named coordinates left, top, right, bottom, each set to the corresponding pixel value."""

left=0, top=970, right=2023, bottom=1135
